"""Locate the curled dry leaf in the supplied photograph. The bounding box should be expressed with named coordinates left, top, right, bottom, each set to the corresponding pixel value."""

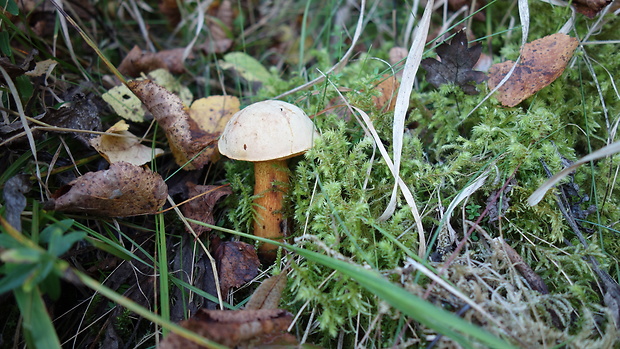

left=128, top=80, right=238, bottom=170
left=488, top=33, right=579, bottom=107
left=182, top=183, right=232, bottom=236
left=103, top=68, right=193, bottom=123
left=90, top=120, right=164, bottom=166
left=572, top=0, right=612, bottom=18
left=212, top=237, right=260, bottom=295
left=118, top=46, right=190, bottom=77
left=245, top=273, right=287, bottom=310
left=159, top=309, right=294, bottom=348
left=0, top=49, right=37, bottom=84
left=200, top=0, right=235, bottom=54
left=45, top=162, right=167, bottom=217
left=371, top=75, right=400, bottom=112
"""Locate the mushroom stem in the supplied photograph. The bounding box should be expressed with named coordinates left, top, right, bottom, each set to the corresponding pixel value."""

left=253, top=160, right=289, bottom=258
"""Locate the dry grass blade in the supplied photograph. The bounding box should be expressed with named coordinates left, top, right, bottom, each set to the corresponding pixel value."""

left=379, top=0, right=434, bottom=222
left=0, top=66, right=41, bottom=188
left=528, top=141, right=620, bottom=206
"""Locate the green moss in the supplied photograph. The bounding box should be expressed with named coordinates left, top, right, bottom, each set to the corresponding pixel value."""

left=220, top=2, right=620, bottom=345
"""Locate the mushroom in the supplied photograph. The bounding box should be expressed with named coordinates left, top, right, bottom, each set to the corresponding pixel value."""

left=218, top=100, right=318, bottom=260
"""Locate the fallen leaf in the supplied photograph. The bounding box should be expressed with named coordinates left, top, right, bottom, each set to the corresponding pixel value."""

left=0, top=49, right=37, bottom=84
left=103, top=68, right=193, bottom=123
left=421, top=31, right=488, bottom=95
left=2, top=174, right=31, bottom=232
left=488, top=33, right=579, bottom=107
left=212, top=237, right=260, bottom=295
left=118, top=46, right=167, bottom=77
left=118, top=46, right=190, bottom=77
left=45, top=162, right=167, bottom=217
left=389, top=46, right=408, bottom=78
left=188, top=95, right=240, bottom=134
left=245, top=273, right=287, bottom=310
left=89, top=120, right=164, bottom=166
left=41, top=92, right=102, bottom=145
left=159, top=0, right=181, bottom=26
left=371, top=75, right=400, bottom=112
left=448, top=0, right=487, bottom=21
left=218, top=52, right=282, bottom=93
left=159, top=309, right=293, bottom=348
left=199, top=0, right=234, bottom=54
left=128, top=80, right=231, bottom=169
left=572, top=0, right=612, bottom=18
left=182, top=183, right=232, bottom=237
left=24, top=59, right=57, bottom=79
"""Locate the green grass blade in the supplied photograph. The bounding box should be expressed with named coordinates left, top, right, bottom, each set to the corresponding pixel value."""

left=13, top=286, right=62, bottom=349
left=156, top=213, right=171, bottom=335
left=193, top=220, right=516, bottom=349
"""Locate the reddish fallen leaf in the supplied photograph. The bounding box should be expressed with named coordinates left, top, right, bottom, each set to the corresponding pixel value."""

left=448, top=0, right=487, bottom=21
left=212, top=237, right=261, bottom=295
left=128, top=80, right=217, bottom=170
left=118, top=46, right=190, bottom=77
left=45, top=162, right=167, bottom=217
left=421, top=31, right=488, bottom=95
left=572, top=0, right=612, bottom=18
left=371, top=75, right=399, bottom=112
left=158, top=309, right=294, bottom=348
left=488, top=33, right=579, bottom=107
left=388, top=46, right=407, bottom=78
left=182, top=183, right=232, bottom=237
left=199, top=0, right=235, bottom=54
left=245, top=273, right=287, bottom=310
left=159, top=0, right=181, bottom=26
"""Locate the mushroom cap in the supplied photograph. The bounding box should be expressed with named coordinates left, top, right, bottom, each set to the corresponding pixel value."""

left=218, top=100, right=318, bottom=162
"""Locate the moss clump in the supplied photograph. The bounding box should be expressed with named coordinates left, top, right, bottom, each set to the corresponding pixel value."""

left=222, top=2, right=620, bottom=346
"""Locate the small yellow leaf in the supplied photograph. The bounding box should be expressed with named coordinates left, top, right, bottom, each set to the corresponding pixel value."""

left=90, top=120, right=164, bottom=166
left=189, top=96, right=240, bottom=134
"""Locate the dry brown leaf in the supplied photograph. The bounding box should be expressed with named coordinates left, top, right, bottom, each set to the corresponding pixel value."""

left=181, top=183, right=232, bottom=237
left=488, top=33, right=579, bottom=107
left=389, top=46, right=407, bottom=78
left=45, top=162, right=167, bottom=217
left=371, top=75, right=400, bottom=112
left=502, top=241, right=549, bottom=294
left=199, top=0, right=235, bottom=54
left=128, top=80, right=218, bottom=170
left=572, top=0, right=612, bottom=18
left=118, top=46, right=190, bottom=77
left=212, top=237, right=260, bottom=295
left=448, top=0, right=487, bottom=21
left=90, top=120, right=164, bottom=166
left=158, top=309, right=293, bottom=348
left=245, top=273, right=287, bottom=310
left=159, top=0, right=181, bottom=26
